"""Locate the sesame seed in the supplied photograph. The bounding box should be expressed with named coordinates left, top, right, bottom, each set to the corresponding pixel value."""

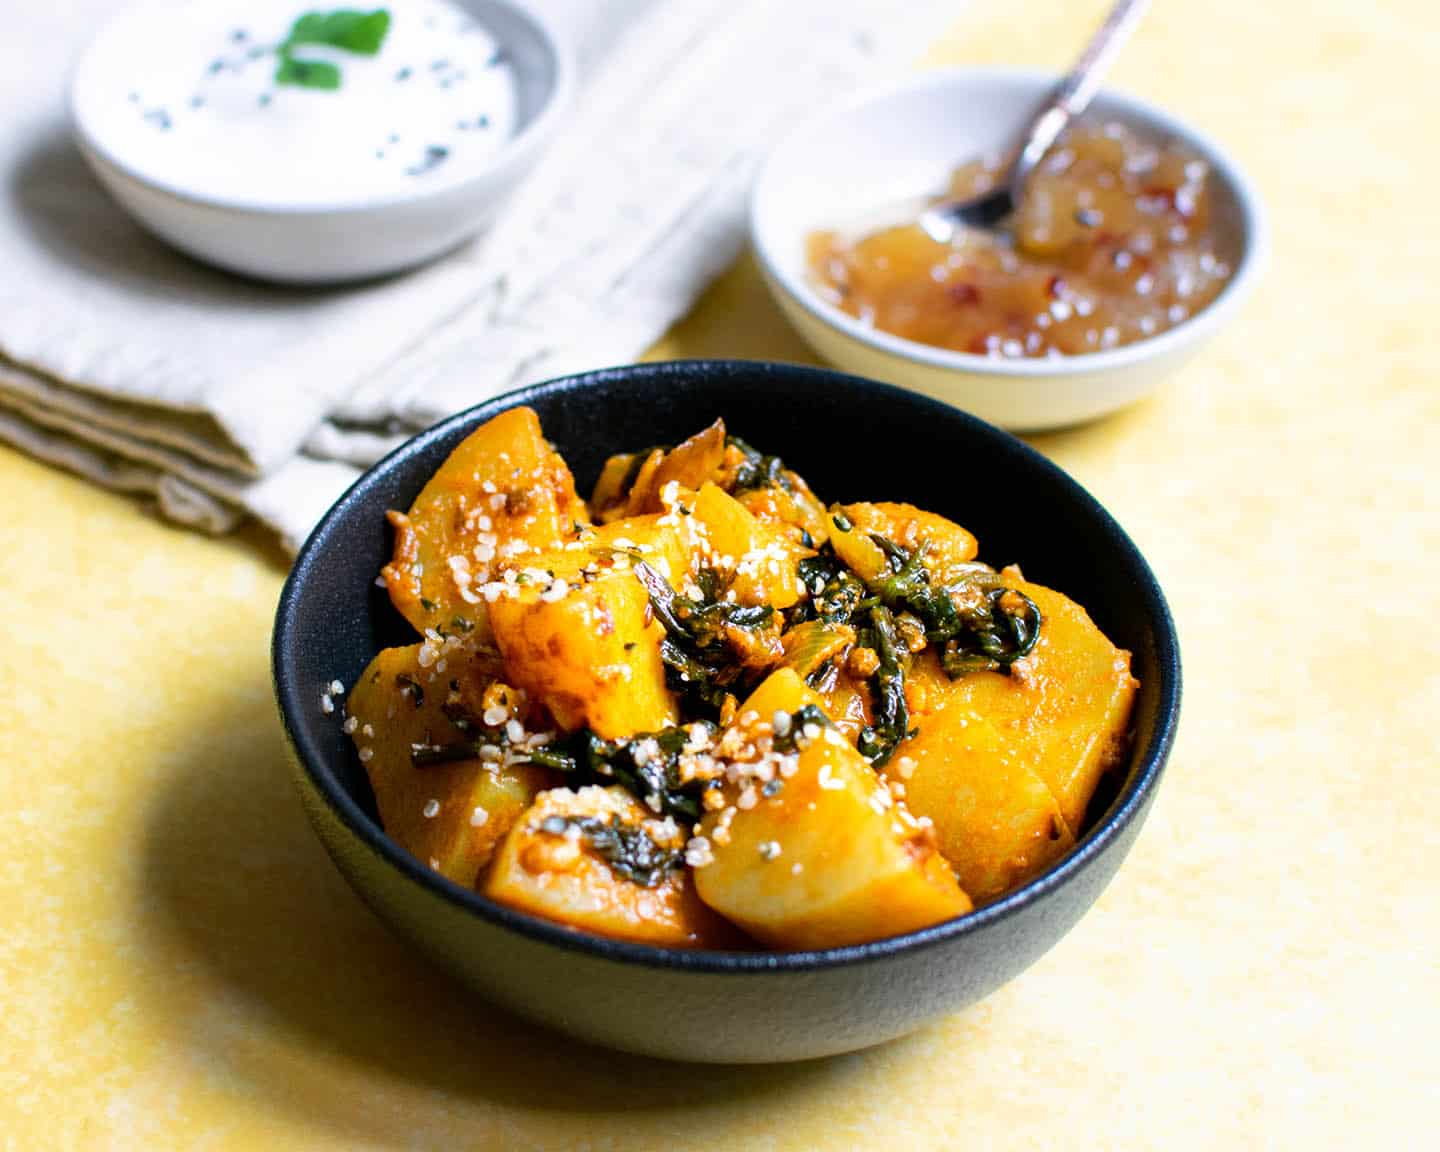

left=342, top=716, right=359, bottom=734
left=483, top=705, right=508, bottom=727
left=684, top=836, right=713, bottom=867
left=358, top=747, right=374, bottom=762
left=470, top=806, right=489, bottom=827
left=758, top=840, right=782, bottom=860
left=329, top=679, right=345, bottom=695
left=423, top=799, right=440, bottom=819
left=320, top=694, right=335, bottom=714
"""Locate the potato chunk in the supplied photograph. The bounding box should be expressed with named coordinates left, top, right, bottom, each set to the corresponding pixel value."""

left=484, top=786, right=737, bottom=948
left=692, top=482, right=804, bottom=608
left=838, top=502, right=980, bottom=586
left=592, top=420, right=727, bottom=522
left=924, top=579, right=1138, bottom=831
left=486, top=518, right=684, bottom=740
left=692, top=670, right=971, bottom=949
left=347, top=643, right=550, bottom=888
left=893, top=662, right=1075, bottom=903
left=382, top=407, right=589, bottom=636
left=732, top=468, right=832, bottom=549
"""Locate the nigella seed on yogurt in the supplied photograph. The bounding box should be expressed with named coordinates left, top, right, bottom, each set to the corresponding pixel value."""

left=79, top=0, right=520, bottom=206
left=406, top=144, right=450, bottom=177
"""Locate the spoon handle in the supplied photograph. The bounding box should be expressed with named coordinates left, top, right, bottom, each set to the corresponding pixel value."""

left=1011, top=0, right=1150, bottom=194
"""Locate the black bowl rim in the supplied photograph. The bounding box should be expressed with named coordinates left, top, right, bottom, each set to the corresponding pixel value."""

left=273, top=359, right=1181, bottom=974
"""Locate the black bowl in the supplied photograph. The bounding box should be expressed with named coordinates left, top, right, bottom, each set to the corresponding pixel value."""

left=273, top=360, right=1180, bottom=1062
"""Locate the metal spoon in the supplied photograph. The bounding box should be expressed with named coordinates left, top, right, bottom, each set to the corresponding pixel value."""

left=918, top=0, right=1150, bottom=244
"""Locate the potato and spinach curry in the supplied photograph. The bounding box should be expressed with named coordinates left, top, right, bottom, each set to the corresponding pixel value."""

left=344, top=408, right=1137, bottom=950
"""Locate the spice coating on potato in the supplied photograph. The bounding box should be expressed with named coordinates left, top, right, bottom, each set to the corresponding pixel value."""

left=692, top=670, right=971, bottom=949
left=347, top=642, right=550, bottom=888
left=484, top=518, right=687, bottom=740
left=839, top=502, right=980, bottom=586
left=489, top=572, right=677, bottom=740
left=382, top=407, right=589, bottom=635
left=484, top=786, right=737, bottom=948
left=926, top=579, right=1138, bottom=832
left=692, top=482, right=805, bottom=609
left=893, top=656, right=1076, bottom=903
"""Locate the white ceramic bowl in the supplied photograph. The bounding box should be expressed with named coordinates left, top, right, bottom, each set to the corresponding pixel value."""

left=751, top=68, right=1267, bottom=432
left=71, top=0, right=571, bottom=284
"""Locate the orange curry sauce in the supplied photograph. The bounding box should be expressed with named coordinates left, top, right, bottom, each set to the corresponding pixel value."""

left=807, top=121, right=1234, bottom=359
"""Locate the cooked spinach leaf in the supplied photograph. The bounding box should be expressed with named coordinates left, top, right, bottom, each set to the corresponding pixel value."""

left=537, top=814, right=683, bottom=888
left=855, top=605, right=910, bottom=766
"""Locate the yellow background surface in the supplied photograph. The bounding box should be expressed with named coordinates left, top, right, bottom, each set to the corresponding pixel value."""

left=2, top=1, right=1434, bottom=1147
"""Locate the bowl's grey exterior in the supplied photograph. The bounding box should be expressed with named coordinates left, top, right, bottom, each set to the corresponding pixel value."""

left=273, top=360, right=1180, bottom=1062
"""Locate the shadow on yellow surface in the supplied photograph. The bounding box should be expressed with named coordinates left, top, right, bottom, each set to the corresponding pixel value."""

left=645, top=250, right=818, bottom=366
left=134, top=676, right=851, bottom=1145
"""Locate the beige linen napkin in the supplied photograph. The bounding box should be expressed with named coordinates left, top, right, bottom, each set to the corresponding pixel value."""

left=0, top=0, right=949, bottom=551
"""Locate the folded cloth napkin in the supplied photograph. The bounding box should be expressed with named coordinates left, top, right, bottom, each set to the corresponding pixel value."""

left=0, top=0, right=949, bottom=551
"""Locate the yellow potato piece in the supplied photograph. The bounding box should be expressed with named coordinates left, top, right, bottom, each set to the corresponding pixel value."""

left=930, top=579, right=1138, bottom=832
left=893, top=679, right=1075, bottom=904
left=732, top=468, right=832, bottom=548
left=347, top=643, right=550, bottom=888
left=737, top=663, right=828, bottom=719
left=576, top=514, right=693, bottom=587
left=486, top=521, right=684, bottom=740
left=692, top=482, right=803, bottom=608
left=693, top=670, right=971, bottom=949
left=826, top=507, right=888, bottom=581
left=382, top=407, right=590, bottom=636
left=839, top=501, right=980, bottom=585
left=484, top=786, right=739, bottom=948
left=592, top=420, right=728, bottom=522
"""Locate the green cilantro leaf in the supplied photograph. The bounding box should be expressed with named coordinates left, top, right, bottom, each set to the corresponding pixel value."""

left=274, top=8, right=391, bottom=91
left=274, top=55, right=342, bottom=89
left=285, top=9, right=392, bottom=55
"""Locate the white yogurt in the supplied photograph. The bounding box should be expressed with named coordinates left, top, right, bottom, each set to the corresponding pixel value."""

left=75, top=0, right=520, bottom=206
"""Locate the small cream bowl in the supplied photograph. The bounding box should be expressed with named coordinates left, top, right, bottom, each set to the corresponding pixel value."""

left=70, top=0, right=571, bottom=285
left=750, top=67, right=1267, bottom=432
